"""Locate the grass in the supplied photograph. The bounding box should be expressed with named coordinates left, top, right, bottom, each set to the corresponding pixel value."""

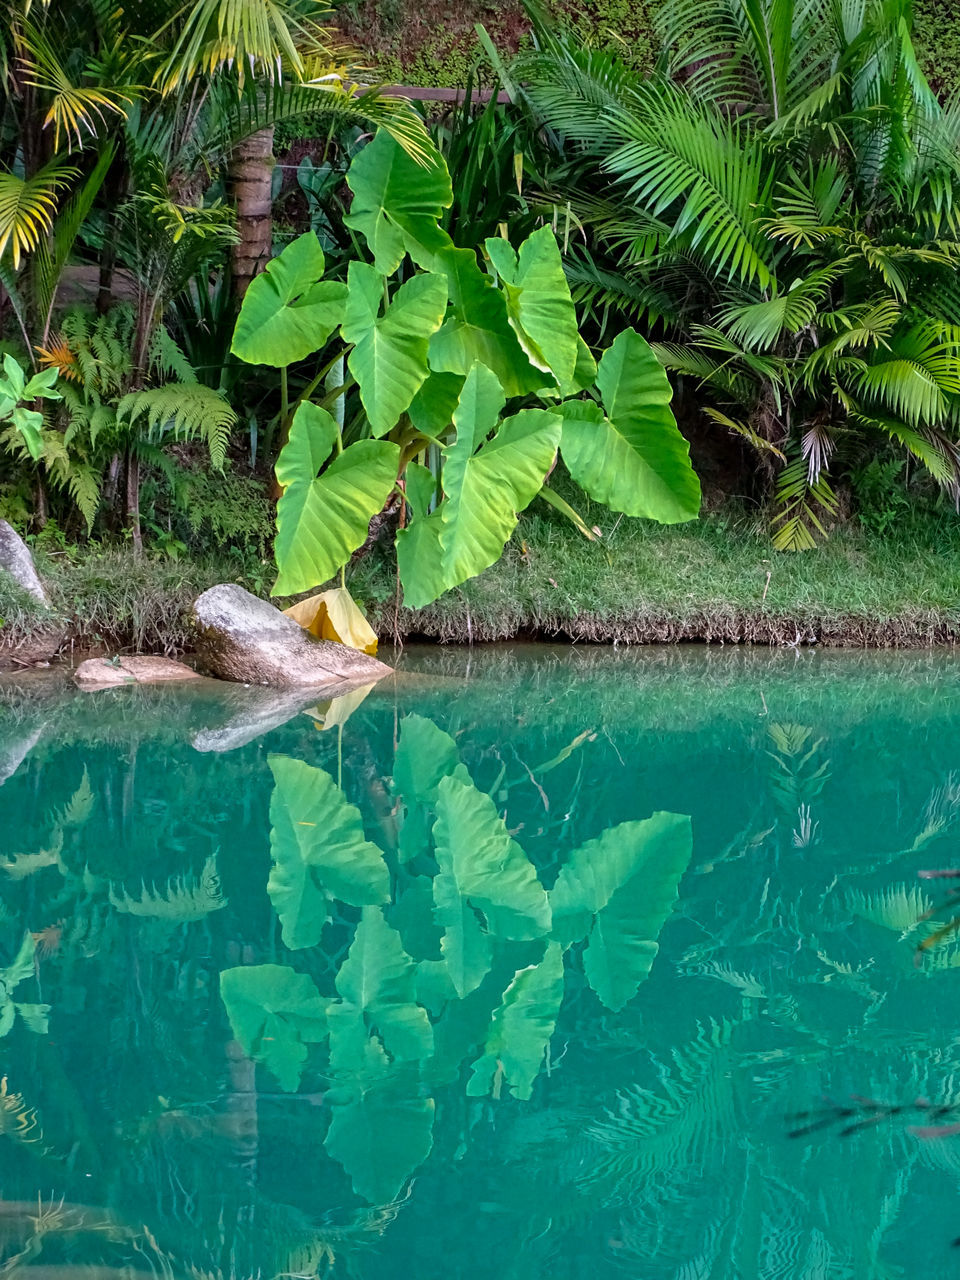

left=3, top=500, right=960, bottom=657
left=350, top=500, right=960, bottom=648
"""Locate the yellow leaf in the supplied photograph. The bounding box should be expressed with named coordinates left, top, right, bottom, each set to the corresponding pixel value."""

left=283, top=587, right=378, bottom=655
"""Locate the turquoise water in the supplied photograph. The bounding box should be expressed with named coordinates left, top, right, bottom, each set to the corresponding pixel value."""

left=3, top=645, right=960, bottom=1278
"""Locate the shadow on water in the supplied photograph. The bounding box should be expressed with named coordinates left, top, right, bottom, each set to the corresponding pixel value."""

left=2, top=646, right=960, bottom=1277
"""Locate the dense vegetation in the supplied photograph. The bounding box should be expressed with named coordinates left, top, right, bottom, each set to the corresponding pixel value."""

left=3, top=0, right=960, bottom=648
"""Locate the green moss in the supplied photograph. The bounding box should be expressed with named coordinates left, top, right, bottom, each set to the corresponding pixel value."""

left=913, top=0, right=960, bottom=96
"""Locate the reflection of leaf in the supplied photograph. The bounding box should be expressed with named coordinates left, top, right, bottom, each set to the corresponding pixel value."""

left=433, top=869, right=492, bottom=998
left=219, top=964, right=329, bottom=1093
left=847, top=885, right=931, bottom=936
left=109, top=854, right=226, bottom=921
left=433, top=775, right=551, bottom=940
left=551, top=813, right=692, bottom=1011
left=0, top=932, right=49, bottom=1036
left=284, top=586, right=379, bottom=655
left=467, top=942, right=564, bottom=1101
left=303, top=682, right=377, bottom=732
left=330, top=906, right=433, bottom=1070
left=325, top=1080, right=434, bottom=1205
left=392, top=714, right=468, bottom=861
left=268, top=757, right=390, bottom=949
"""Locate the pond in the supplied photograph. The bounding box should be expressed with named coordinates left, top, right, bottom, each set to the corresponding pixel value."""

left=2, top=644, right=960, bottom=1279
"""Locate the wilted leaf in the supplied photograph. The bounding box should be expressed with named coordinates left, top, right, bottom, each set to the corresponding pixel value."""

left=284, top=585, right=379, bottom=655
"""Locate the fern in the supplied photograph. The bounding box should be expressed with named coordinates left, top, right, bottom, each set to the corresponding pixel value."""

left=846, top=884, right=932, bottom=936
left=118, top=383, right=236, bottom=469
left=108, top=854, right=226, bottom=922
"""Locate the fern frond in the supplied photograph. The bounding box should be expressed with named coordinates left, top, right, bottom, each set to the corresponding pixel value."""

left=118, top=383, right=236, bottom=469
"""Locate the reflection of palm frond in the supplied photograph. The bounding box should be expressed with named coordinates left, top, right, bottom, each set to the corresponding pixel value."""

left=690, top=961, right=766, bottom=999
left=582, top=1020, right=738, bottom=1204
left=846, top=884, right=931, bottom=937
left=765, top=723, right=830, bottom=812
left=109, top=855, right=226, bottom=921
left=907, top=773, right=960, bottom=852
left=50, top=768, right=94, bottom=830
left=0, top=1076, right=43, bottom=1148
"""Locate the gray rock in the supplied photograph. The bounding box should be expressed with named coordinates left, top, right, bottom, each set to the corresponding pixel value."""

left=0, top=521, right=48, bottom=605
left=74, top=655, right=203, bottom=689
left=0, top=724, right=44, bottom=785
left=192, top=583, right=392, bottom=689
left=192, top=686, right=325, bottom=752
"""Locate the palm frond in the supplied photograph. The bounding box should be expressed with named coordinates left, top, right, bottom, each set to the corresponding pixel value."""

left=0, top=161, right=78, bottom=269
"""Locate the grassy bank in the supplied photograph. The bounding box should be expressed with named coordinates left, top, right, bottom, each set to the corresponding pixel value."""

left=3, top=504, right=960, bottom=657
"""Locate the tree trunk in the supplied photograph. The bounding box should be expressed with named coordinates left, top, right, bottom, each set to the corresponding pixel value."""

left=229, top=127, right=276, bottom=299
left=125, top=449, right=142, bottom=556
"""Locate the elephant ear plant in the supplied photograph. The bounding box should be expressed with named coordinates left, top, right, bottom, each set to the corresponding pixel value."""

left=231, top=129, right=702, bottom=609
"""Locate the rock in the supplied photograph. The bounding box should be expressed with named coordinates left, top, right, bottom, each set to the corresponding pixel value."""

left=192, top=686, right=324, bottom=752
left=192, top=583, right=392, bottom=689
left=74, top=656, right=202, bottom=690
left=0, top=724, right=44, bottom=785
left=0, top=629, right=65, bottom=669
left=0, top=521, right=48, bottom=605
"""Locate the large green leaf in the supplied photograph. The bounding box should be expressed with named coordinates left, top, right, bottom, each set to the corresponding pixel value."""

left=428, top=246, right=546, bottom=396
left=440, top=366, right=561, bottom=589
left=551, top=812, right=693, bottom=1011
left=344, top=130, right=453, bottom=276
left=485, top=226, right=579, bottom=384
left=274, top=402, right=399, bottom=595
left=466, top=942, right=564, bottom=1100
left=559, top=329, right=701, bottom=522
left=433, top=774, right=551, bottom=940
left=433, top=866, right=493, bottom=998
left=219, top=965, right=329, bottom=1093
left=392, top=713, right=469, bottom=860
left=329, top=906, right=434, bottom=1069
left=267, top=755, right=390, bottom=949
left=343, top=263, right=448, bottom=437
left=408, top=370, right=464, bottom=434
left=324, top=1080, right=434, bottom=1205
left=231, top=232, right=347, bottom=367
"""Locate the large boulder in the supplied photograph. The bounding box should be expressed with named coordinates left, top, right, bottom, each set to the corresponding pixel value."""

left=0, top=521, right=48, bottom=605
left=192, top=584, right=392, bottom=689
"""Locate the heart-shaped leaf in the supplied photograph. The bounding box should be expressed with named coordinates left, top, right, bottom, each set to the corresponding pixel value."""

left=343, top=262, right=448, bottom=437
left=231, top=232, right=347, bottom=367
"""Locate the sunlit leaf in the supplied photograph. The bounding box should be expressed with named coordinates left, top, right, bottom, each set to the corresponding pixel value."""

left=344, top=130, right=453, bottom=275
left=342, top=262, right=448, bottom=437
left=231, top=232, right=346, bottom=367
left=273, top=402, right=399, bottom=595
left=485, top=225, right=579, bottom=383
left=428, top=246, right=546, bottom=396
left=559, top=330, right=701, bottom=522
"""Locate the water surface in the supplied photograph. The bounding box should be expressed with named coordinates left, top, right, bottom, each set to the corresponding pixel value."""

left=2, top=646, right=960, bottom=1279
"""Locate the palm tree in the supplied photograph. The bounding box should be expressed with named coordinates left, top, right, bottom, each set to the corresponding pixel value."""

left=517, top=0, right=960, bottom=547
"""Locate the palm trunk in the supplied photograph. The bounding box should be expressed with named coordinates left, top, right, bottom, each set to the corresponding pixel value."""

left=125, top=449, right=142, bottom=556
left=229, top=127, right=276, bottom=299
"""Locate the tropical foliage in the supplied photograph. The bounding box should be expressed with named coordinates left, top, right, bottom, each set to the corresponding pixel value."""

left=517, top=0, right=960, bottom=546
left=231, top=129, right=700, bottom=604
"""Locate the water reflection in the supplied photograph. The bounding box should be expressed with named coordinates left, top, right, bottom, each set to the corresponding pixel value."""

left=3, top=650, right=960, bottom=1277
